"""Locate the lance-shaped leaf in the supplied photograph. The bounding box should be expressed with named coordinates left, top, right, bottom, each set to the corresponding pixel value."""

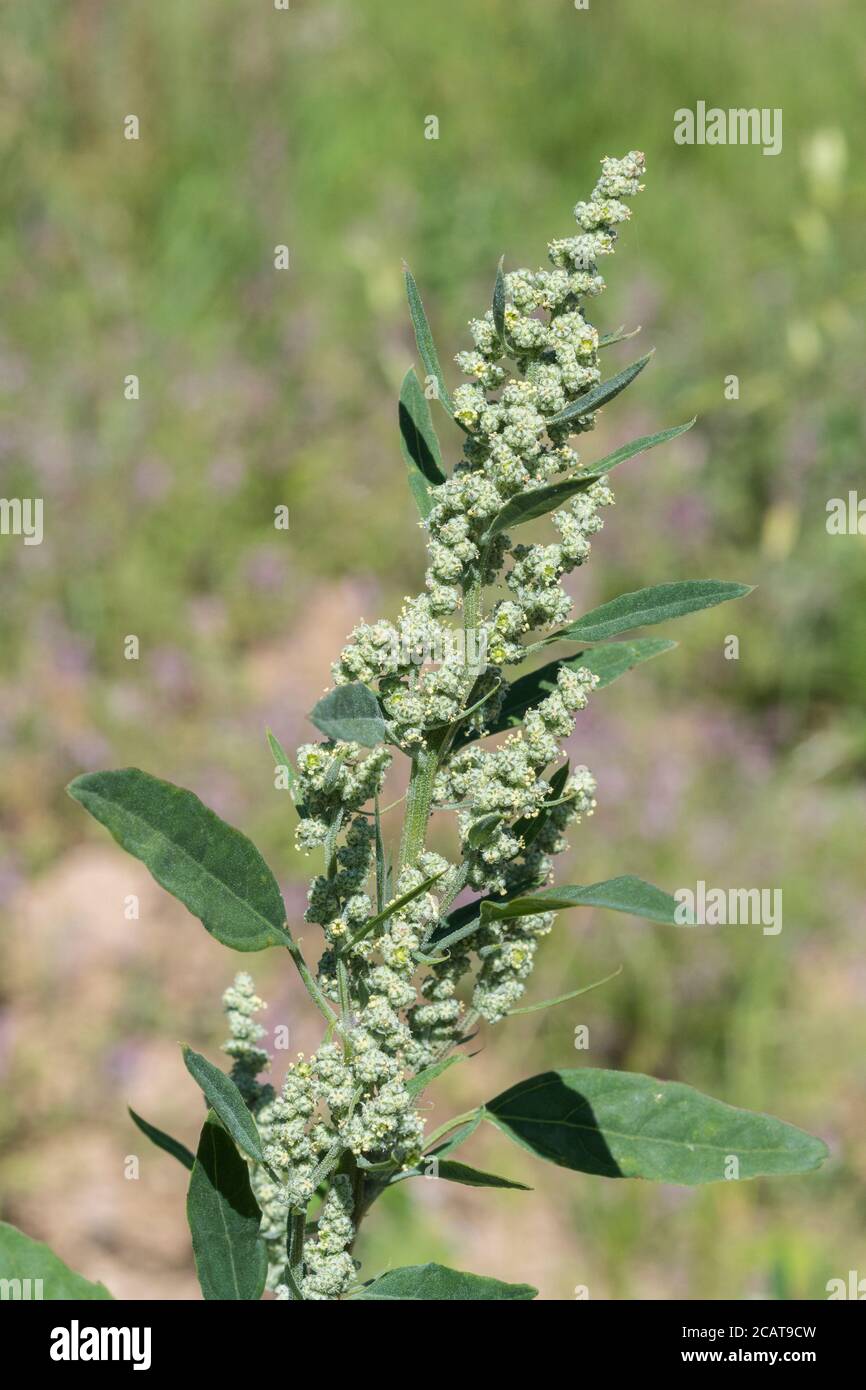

left=577, top=637, right=678, bottom=687
left=403, top=265, right=456, bottom=417
left=598, top=324, right=641, bottom=347
left=182, top=1046, right=265, bottom=1165
left=129, top=1107, right=195, bottom=1171
left=405, top=1054, right=464, bottom=1098
left=0, top=1222, right=114, bottom=1300
left=352, top=1262, right=537, bottom=1300
left=339, top=869, right=445, bottom=952
left=481, top=420, right=695, bottom=542
left=507, top=964, right=623, bottom=1016
left=466, top=812, right=504, bottom=848
left=309, top=682, right=388, bottom=748
left=266, top=729, right=300, bottom=805
left=546, top=351, right=653, bottom=430
left=492, top=255, right=507, bottom=345
left=480, top=875, right=683, bottom=926
left=187, top=1112, right=267, bottom=1301
left=67, top=769, right=291, bottom=952
left=484, top=1069, right=828, bottom=1184
left=550, top=580, right=754, bottom=645
left=399, top=367, right=446, bottom=519
left=391, top=1159, right=530, bottom=1191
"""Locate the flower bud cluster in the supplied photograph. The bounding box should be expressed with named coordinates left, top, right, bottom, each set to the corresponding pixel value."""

left=331, top=595, right=494, bottom=750
left=221, top=971, right=271, bottom=1102
left=299, top=1175, right=356, bottom=1300
left=426, top=151, right=645, bottom=617
left=220, top=974, right=287, bottom=1290
left=294, top=741, right=391, bottom=851
left=488, top=480, right=614, bottom=662
left=226, top=161, right=648, bottom=1296
left=435, top=666, right=597, bottom=890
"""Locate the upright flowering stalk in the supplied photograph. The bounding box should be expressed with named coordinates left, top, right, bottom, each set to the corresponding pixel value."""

left=65, top=151, right=827, bottom=1304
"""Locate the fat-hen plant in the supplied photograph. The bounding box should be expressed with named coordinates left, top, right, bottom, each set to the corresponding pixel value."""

left=8, top=152, right=827, bottom=1302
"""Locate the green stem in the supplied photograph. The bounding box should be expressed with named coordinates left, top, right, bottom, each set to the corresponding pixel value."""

left=423, top=1107, right=482, bottom=1152
left=285, top=940, right=342, bottom=1032
left=285, top=1210, right=307, bottom=1301
left=397, top=743, right=439, bottom=872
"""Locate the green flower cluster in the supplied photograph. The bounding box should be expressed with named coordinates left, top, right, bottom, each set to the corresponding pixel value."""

left=436, top=665, right=598, bottom=895
left=334, top=151, right=644, bottom=747
left=223, top=155, right=646, bottom=1298
left=220, top=975, right=285, bottom=1289
left=293, top=742, right=391, bottom=851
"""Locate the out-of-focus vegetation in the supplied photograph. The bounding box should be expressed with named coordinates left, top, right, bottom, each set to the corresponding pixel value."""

left=0, top=0, right=864, bottom=1299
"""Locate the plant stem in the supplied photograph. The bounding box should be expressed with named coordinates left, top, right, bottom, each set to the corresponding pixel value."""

left=285, top=939, right=342, bottom=1032
left=423, top=1107, right=482, bottom=1152
left=285, top=1210, right=306, bottom=1300
left=397, top=742, right=439, bottom=872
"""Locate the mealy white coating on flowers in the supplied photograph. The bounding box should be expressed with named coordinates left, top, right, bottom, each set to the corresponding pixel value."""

left=219, top=155, right=646, bottom=1300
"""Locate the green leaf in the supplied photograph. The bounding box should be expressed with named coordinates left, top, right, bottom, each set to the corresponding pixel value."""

left=484, top=1069, right=829, bottom=1184
left=507, top=965, right=623, bottom=1016
left=466, top=812, right=504, bottom=848
left=577, top=419, right=696, bottom=481
left=182, top=1047, right=265, bottom=1165
left=399, top=368, right=446, bottom=519
left=352, top=1262, right=537, bottom=1300
left=577, top=638, right=678, bottom=687
left=546, top=351, right=653, bottom=429
left=403, top=265, right=455, bottom=417
left=405, top=1055, right=464, bottom=1098
left=481, top=420, right=694, bottom=541
left=416, top=918, right=480, bottom=962
left=552, top=580, right=753, bottom=644
left=480, top=875, right=684, bottom=926
left=266, top=729, right=299, bottom=798
left=598, top=324, right=642, bottom=347
left=394, top=1159, right=530, bottom=1191
left=309, top=682, right=388, bottom=748
left=0, top=1221, right=113, bottom=1300
left=129, top=1107, right=195, bottom=1171
left=492, top=255, right=507, bottom=345
left=67, top=769, right=290, bottom=953
left=187, top=1112, right=267, bottom=1301
left=340, top=868, right=445, bottom=952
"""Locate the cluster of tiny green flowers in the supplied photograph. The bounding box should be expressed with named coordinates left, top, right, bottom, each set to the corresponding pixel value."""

left=489, top=480, right=614, bottom=662
left=331, top=594, right=495, bottom=749
left=263, top=1033, right=424, bottom=1207
left=221, top=975, right=287, bottom=1289
left=435, top=665, right=598, bottom=894
left=432, top=150, right=646, bottom=619
left=293, top=741, right=391, bottom=851
left=332, top=152, right=643, bottom=755
left=298, top=1176, right=356, bottom=1300
left=221, top=972, right=271, bottom=1101
left=213, top=158, right=647, bottom=1297
left=303, top=814, right=376, bottom=945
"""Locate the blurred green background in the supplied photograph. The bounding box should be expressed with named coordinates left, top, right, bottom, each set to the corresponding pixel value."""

left=1, top=0, right=864, bottom=1299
